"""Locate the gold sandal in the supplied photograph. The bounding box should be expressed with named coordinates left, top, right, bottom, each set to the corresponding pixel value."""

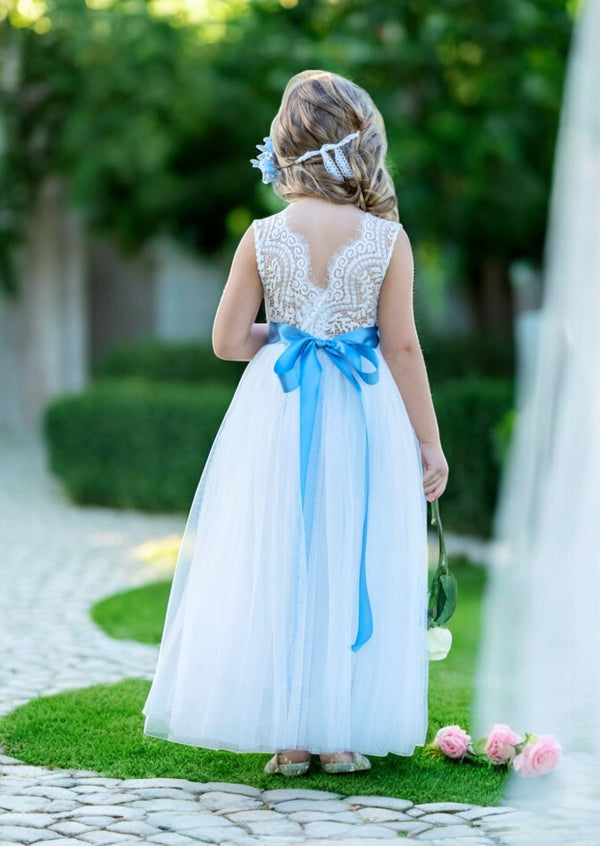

left=264, top=751, right=311, bottom=776
left=319, top=751, right=371, bottom=774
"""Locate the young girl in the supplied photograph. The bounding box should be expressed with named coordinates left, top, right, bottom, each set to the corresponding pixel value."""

left=143, top=70, right=449, bottom=777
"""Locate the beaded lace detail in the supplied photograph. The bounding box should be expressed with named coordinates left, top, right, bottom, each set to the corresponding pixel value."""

left=253, top=208, right=403, bottom=338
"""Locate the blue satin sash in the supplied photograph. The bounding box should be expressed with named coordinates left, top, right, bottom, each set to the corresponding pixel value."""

left=267, top=321, right=380, bottom=651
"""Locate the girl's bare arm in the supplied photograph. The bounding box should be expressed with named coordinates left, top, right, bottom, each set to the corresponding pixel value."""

left=378, top=228, right=441, bottom=447
left=212, top=226, right=268, bottom=361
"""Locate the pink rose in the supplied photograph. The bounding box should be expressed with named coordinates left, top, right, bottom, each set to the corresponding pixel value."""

left=484, top=723, right=523, bottom=765
left=433, top=724, right=471, bottom=759
left=512, top=734, right=562, bottom=777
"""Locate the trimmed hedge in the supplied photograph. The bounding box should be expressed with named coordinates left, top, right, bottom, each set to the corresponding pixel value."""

left=93, top=338, right=246, bottom=384
left=44, top=373, right=513, bottom=536
left=93, top=334, right=514, bottom=387
left=44, top=379, right=235, bottom=512
left=432, top=377, right=515, bottom=536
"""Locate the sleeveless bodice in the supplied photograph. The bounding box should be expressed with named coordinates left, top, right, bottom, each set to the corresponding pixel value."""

left=253, top=207, right=403, bottom=338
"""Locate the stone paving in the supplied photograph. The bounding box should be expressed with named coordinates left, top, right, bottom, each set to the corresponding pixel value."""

left=0, top=425, right=568, bottom=845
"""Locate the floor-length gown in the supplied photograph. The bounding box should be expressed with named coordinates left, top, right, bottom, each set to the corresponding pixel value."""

left=142, top=206, right=429, bottom=756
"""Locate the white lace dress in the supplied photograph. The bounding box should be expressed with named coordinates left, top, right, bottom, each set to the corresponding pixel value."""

left=142, top=207, right=429, bottom=757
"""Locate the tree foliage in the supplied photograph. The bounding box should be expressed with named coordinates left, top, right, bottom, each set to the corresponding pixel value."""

left=0, top=0, right=573, bottom=296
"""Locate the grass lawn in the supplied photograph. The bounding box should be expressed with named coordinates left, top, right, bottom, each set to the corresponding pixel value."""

left=0, top=555, right=509, bottom=805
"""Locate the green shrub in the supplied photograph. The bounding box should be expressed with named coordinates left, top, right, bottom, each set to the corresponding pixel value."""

left=44, top=379, right=235, bottom=512
left=44, top=373, right=513, bottom=536
left=432, top=377, right=515, bottom=537
left=93, top=338, right=246, bottom=384
left=422, top=333, right=515, bottom=383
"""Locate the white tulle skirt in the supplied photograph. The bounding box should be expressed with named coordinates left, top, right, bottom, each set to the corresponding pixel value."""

left=142, top=334, right=429, bottom=756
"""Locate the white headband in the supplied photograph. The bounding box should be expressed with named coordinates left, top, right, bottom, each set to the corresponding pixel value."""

left=294, top=130, right=360, bottom=181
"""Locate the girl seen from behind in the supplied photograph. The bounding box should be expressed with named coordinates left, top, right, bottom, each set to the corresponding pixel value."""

left=143, top=69, right=449, bottom=777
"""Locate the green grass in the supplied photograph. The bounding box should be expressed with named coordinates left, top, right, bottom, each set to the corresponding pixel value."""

left=91, top=580, right=172, bottom=644
left=0, top=556, right=509, bottom=805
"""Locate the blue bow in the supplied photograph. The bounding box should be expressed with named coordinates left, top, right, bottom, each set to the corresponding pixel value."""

left=268, top=321, right=380, bottom=651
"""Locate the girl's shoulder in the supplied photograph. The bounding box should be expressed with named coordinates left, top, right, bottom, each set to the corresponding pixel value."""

left=251, top=207, right=286, bottom=232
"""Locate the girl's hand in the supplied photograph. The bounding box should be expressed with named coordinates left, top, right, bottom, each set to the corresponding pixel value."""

left=420, top=441, right=449, bottom=502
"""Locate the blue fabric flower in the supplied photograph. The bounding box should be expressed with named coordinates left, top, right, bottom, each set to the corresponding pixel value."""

left=250, top=136, right=279, bottom=185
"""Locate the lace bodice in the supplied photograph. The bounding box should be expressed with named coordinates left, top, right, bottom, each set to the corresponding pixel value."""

left=253, top=207, right=403, bottom=338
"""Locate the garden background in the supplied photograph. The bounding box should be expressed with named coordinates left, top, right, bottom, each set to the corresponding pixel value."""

left=0, top=0, right=578, bottom=815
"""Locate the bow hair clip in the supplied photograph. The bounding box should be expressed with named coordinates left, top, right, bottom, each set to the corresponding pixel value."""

left=250, top=137, right=280, bottom=185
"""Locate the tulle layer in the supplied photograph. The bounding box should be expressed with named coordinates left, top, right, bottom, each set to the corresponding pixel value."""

left=142, top=338, right=429, bottom=756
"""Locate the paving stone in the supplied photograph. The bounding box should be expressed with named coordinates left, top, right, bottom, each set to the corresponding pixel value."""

left=77, top=778, right=123, bottom=787
left=380, top=820, right=434, bottom=835
left=198, top=791, right=264, bottom=812
left=226, top=809, right=291, bottom=823
left=243, top=818, right=304, bottom=837
left=0, top=827, right=58, bottom=844
left=477, top=811, right=538, bottom=829
left=125, top=799, right=201, bottom=812
left=302, top=841, right=423, bottom=846
left=301, top=820, right=356, bottom=837
left=343, top=795, right=414, bottom=811
left=146, top=834, right=205, bottom=846
left=0, top=796, right=51, bottom=812
left=34, top=801, right=81, bottom=813
left=285, top=810, right=362, bottom=824
left=49, top=820, right=91, bottom=835
left=267, top=799, right=355, bottom=813
left=76, top=792, right=134, bottom=805
left=107, top=820, right=162, bottom=836
left=73, top=804, right=146, bottom=819
left=34, top=778, right=79, bottom=787
left=145, top=811, right=238, bottom=831
left=126, top=788, right=202, bottom=800
left=29, top=840, right=72, bottom=846
left=353, top=806, right=414, bottom=823
left=324, top=823, right=399, bottom=838
left=0, top=766, right=52, bottom=778
left=416, top=802, right=477, bottom=812
left=79, top=831, right=142, bottom=844
left=419, top=812, right=467, bottom=825
left=183, top=826, right=254, bottom=843
left=262, top=789, right=343, bottom=802
left=20, top=786, right=79, bottom=800
left=66, top=815, right=123, bottom=826
left=35, top=840, right=89, bottom=846
left=458, top=806, right=521, bottom=821
left=0, top=812, right=57, bottom=827
left=121, top=779, right=205, bottom=792
left=417, top=824, right=501, bottom=840
left=192, top=782, right=263, bottom=797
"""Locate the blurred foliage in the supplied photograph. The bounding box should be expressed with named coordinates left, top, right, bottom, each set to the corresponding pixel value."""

left=431, top=376, right=515, bottom=536
left=0, top=0, right=573, bottom=290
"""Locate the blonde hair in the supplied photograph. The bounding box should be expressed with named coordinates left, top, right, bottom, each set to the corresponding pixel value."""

left=270, top=70, right=398, bottom=222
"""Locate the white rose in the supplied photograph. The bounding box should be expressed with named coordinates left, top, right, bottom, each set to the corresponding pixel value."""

left=427, top=625, right=452, bottom=660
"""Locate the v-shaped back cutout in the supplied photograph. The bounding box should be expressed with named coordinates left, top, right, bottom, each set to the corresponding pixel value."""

left=282, top=205, right=369, bottom=291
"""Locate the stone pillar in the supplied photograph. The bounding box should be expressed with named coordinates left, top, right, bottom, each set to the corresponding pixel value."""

left=2, top=178, right=88, bottom=430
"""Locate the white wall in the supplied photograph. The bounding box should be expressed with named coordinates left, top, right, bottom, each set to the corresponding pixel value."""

left=153, top=237, right=227, bottom=343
